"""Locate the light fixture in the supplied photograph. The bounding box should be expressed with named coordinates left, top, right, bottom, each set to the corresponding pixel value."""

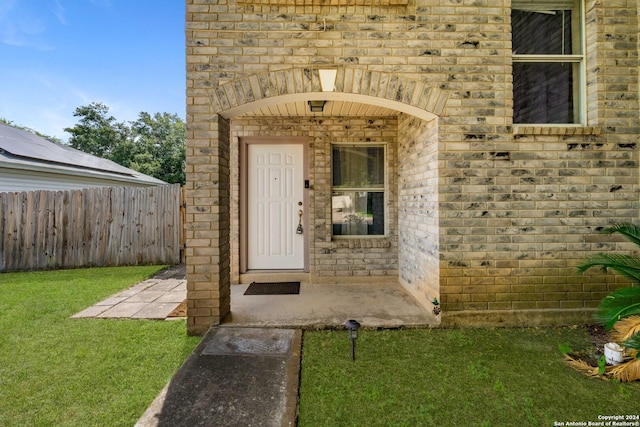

left=319, top=68, right=337, bottom=92
left=308, top=100, right=326, bottom=113
left=344, top=319, right=361, bottom=361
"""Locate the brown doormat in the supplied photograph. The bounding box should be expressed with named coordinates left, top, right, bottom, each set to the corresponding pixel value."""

left=244, top=282, right=300, bottom=295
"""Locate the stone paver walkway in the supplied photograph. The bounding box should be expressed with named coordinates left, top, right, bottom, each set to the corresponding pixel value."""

left=72, top=265, right=186, bottom=320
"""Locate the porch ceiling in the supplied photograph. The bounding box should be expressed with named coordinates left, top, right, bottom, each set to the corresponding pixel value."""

left=224, top=91, right=437, bottom=121
left=239, top=100, right=399, bottom=117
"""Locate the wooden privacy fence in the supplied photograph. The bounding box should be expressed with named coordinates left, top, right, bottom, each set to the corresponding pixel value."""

left=0, top=185, right=183, bottom=272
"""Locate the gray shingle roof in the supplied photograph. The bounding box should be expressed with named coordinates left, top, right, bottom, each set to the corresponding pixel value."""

left=0, top=123, right=165, bottom=185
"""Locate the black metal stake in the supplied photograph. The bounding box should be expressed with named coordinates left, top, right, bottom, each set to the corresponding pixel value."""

left=350, top=336, right=356, bottom=361
left=344, top=319, right=361, bottom=362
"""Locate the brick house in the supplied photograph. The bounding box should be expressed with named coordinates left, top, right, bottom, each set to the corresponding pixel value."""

left=185, top=0, right=639, bottom=335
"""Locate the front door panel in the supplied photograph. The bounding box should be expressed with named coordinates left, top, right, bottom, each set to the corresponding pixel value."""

left=248, top=144, right=304, bottom=270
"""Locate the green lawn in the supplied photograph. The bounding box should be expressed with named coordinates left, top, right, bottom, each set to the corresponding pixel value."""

left=4, top=267, right=640, bottom=426
left=299, top=327, right=640, bottom=427
left=0, top=266, right=201, bottom=427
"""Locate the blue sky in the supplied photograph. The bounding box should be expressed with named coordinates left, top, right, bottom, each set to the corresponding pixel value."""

left=0, top=0, right=185, bottom=141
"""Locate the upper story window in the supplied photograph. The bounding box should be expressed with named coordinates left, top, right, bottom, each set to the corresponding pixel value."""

left=512, top=0, right=585, bottom=124
left=331, top=144, right=386, bottom=237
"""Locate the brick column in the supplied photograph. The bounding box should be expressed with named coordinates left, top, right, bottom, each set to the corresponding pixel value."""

left=186, top=115, right=231, bottom=336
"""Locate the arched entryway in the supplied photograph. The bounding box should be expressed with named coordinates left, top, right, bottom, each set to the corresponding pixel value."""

left=186, top=67, right=452, bottom=335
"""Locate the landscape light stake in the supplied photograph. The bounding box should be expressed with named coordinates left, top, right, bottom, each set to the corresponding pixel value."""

left=344, top=319, right=361, bottom=361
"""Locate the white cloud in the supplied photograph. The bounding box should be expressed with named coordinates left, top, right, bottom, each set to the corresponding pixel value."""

left=17, top=15, right=46, bottom=36
left=52, top=0, right=66, bottom=25
left=0, top=1, right=53, bottom=49
left=0, top=1, right=22, bottom=46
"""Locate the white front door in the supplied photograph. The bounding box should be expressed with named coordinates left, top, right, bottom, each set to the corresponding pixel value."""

left=247, top=144, right=305, bottom=270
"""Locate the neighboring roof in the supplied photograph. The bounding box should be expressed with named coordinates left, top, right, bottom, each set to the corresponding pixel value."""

left=0, top=122, right=166, bottom=187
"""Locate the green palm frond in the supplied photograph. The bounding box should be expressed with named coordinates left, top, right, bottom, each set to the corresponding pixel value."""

left=595, top=286, right=640, bottom=330
left=600, top=223, right=640, bottom=248
left=577, top=253, right=640, bottom=284
left=623, top=332, right=640, bottom=352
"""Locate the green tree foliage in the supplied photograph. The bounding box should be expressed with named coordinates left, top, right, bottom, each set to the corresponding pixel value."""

left=130, top=112, right=186, bottom=185
left=64, top=102, right=185, bottom=185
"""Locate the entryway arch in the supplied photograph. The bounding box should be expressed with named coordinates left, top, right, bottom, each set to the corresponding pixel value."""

left=209, top=68, right=449, bottom=120
left=186, top=67, right=451, bottom=335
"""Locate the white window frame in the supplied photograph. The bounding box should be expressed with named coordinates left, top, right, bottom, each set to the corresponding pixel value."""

left=511, top=0, right=587, bottom=126
left=331, top=142, right=388, bottom=238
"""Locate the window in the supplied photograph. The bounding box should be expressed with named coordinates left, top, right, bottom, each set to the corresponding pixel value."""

left=512, top=0, right=584, bottom=124
left=332, top=144, right=385, bottom=237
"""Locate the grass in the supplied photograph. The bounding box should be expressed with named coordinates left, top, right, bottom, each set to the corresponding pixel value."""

left=0, top=266, right=201, bottom=427
left=4, top=267, right=640, bottom=426
left=299, top=327, right=640, bottom=427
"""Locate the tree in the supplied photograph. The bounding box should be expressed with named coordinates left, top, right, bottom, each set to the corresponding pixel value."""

left=130, top=112, right=186, bottom=185
left=64, top=102, right=130, bottom=159
left=64, top=103, right=186, bottom=185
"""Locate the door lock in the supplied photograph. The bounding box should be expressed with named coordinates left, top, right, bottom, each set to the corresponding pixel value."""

left=296, top=209, right=303, bottom=234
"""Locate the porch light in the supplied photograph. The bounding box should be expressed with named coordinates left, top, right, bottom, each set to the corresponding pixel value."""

left=344, top=319, right=361, bottom=361
left=319, top=68, right=337, bottom=92
left=308, top=100, right=326, bottom=113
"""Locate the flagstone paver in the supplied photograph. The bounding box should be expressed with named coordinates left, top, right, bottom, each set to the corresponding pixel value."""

left=71, top=265, right=186, bottom=320
left=132, top=303, right=184, bottom=320
left=98, top=302, right=151, bottom=318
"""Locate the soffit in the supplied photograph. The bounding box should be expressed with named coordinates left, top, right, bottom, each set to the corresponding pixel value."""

left=240, top=100, right=398, bottom=117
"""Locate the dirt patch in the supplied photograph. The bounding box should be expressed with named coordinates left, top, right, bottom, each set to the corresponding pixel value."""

left=587, top=324, right=611, bottom=349
left=168, top=300, right=187, bottom=318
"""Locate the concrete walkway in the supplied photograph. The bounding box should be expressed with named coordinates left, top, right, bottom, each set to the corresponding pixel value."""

left=73, top=266, right=437, bottom=426
left=135, top=327, right=301, bottom=427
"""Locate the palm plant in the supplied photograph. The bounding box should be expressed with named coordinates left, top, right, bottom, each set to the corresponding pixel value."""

left=576, top=223, right=640, bottom=381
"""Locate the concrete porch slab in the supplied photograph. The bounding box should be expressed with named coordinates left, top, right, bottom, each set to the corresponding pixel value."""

left=225, top=280, right=438, bottom=329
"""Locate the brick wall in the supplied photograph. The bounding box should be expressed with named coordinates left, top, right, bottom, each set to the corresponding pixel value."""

left=186, top=0, right=640, bottom=333
left=397, top=113, right=440, bottom=308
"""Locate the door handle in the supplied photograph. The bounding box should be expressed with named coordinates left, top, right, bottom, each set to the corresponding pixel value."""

left=296, top=209, right=303, bottom=234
